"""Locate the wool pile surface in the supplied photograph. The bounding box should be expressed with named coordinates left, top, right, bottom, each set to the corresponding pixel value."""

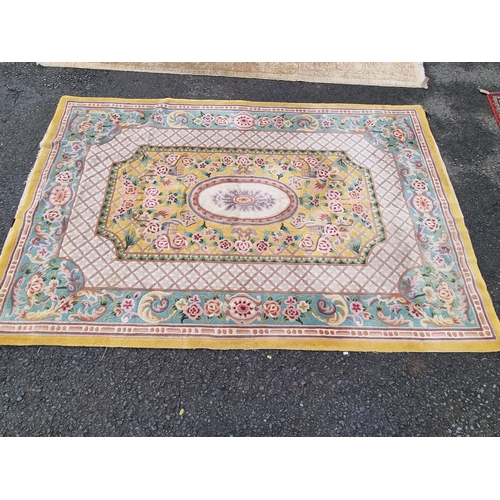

left=0, top=97, right=498, bottom=351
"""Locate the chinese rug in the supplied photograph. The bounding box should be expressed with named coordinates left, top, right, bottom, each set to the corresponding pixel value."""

left=39, top=62, right=429, bottom=88
left=0, top=97, right=498, bottom=352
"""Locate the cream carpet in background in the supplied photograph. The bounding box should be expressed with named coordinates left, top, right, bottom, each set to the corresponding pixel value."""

left=39, top=62, right=428, bottom=88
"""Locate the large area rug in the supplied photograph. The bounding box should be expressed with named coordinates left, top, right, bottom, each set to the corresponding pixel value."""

left=39, top=62, right=429, bottom=88
left=0, top=97, right=498, bottom=351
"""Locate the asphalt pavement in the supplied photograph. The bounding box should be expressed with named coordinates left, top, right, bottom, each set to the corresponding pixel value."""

left=0, top=62, right=499, bottom=436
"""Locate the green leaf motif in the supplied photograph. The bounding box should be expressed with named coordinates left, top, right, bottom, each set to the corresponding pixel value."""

left=124, top=229, right=139, bottom=250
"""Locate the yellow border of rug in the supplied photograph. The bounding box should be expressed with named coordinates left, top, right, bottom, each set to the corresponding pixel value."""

left=1, top=96, right=499, bottom=352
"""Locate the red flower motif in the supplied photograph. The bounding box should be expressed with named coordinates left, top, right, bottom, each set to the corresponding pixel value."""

left=424, top=217, right=440, bottom=231
left=263, top=300, right=281, bottom=318
left=143, top=197, right=159, bottom=209
left=326, top=190, right=341, bottom=201
left=305, top=156, right=319, bottom=167
left=392, top=128, right=407, bottom=142
left=272, top=116, right=285, bottom=129
left=329, top=201, right=344, bottom=213
left=221, top=155, right=234, bottom=165
left=121, top=298, right=135, bottom=312
left=121, top=199, right=134, bottom=210
left=215, top=115, right=228, bottom=126
left=258, top=117, right=271, bottom=127
left=350, top=301, right=363, bottom=314
left=324, top=225, right=340, bottom=237
left=235, top=240, right=252, bottom=254
left=59, top=298, right=75, bottom=313
left=181, top=156, right=195, bottom=166
left=78, top=120, right=92, bottom=133
left=166, top=154, right=180, bottom=165
left=146, top=221, right=162, bottom=233
left=352, top=203, right=364, bottom=214
left=299, top=235, right=315, bottom=252
left=56, top=172, right=72, bottom=183
left=317, top=237, right=332, bottom=254
left=412, top=179, right=428, bottom=191
left=283, top=305, right=300, bottom=321
left=145, top=187, right=160, bottom=197
left=43, top=208, right=62, bottom=223
left=154, top=235, right=170, bottom=250
left=155, top=165, right=169, bottom=176
left=184, top=303, right=203, bottom=320
left=26, top=274, right=45, bottom=299
left=317, top=168, right=330, bottom=179
left=204, top=299, right=223, bottom=317
left=255, top=240, right=269, bottom=252
left=171, top=234, right=188, bottom=249
left=236, top=155, right=251, bottom=166
left=408, top=303, right=424, bottom=319
left=218, top=239, right=232, bottom=251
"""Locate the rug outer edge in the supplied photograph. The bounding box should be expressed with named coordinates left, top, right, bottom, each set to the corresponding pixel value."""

left=2, top=334, right=500, bottom=352
left=1, top=97, right=499, bottom=352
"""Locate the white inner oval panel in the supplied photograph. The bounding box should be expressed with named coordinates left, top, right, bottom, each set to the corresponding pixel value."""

left=197, top=181, right=292, bottom=220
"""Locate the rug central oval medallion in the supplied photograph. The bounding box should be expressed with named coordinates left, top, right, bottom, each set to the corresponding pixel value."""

left=188, top=176, right=299, bottom=225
